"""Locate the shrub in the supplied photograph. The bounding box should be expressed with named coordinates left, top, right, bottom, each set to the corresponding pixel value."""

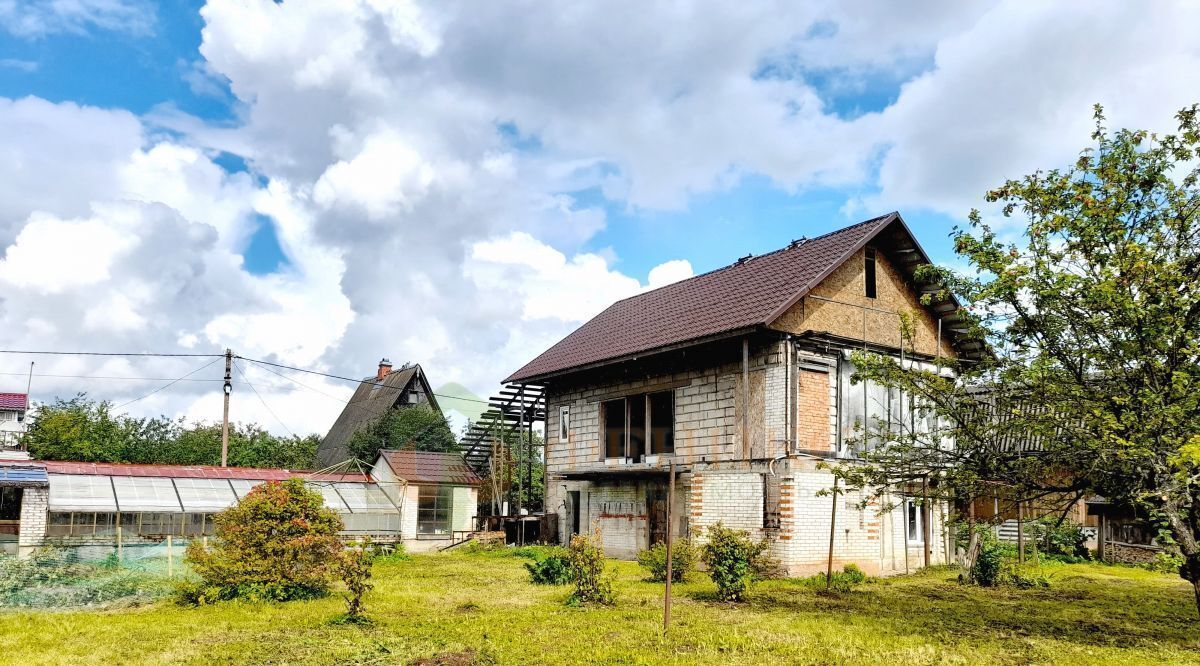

left=180, top=479, right=344, bottom=604
left=525, top=548, right=572, bottom=585
left=702, top=523, right=768, bottom=602
left=1145, top=550, right=1185, bottom=574
left=796, top=564, right=872, bottom=594
left=336, top=540, right=375, bottom=622
left=566, top=528, right=614, bottom=605
left=635, top=539, right=697, bottom=583
left=972, top=534, right=1005, bottom=587
left=1028, top=517, right=1090, bottom=560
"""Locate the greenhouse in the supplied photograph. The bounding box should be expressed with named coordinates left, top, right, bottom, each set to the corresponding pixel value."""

left=36, top=463, right=403, bottom=544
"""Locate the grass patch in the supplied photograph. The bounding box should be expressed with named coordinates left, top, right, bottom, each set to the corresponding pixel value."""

left=0, top=553, right=1196, bottom=664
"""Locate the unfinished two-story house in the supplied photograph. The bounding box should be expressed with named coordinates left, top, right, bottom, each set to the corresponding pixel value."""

left=505, top=212, right=980, bottom=576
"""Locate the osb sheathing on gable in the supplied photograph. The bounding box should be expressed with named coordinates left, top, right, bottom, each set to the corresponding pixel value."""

left=770, top=248, right=956, bottom=358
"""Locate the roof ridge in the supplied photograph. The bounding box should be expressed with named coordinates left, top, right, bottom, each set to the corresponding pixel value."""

left=606, top=212, right=896, bottom=306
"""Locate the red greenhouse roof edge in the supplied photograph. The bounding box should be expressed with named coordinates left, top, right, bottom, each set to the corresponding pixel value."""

left=36, top=460, right=368, bottom=483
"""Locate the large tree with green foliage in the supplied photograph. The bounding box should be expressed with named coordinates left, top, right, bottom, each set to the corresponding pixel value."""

left=834, top=104, right=1200, bottom=615
left=345, top=404, right=458, bottom=463
left=24, top=395, right=319, bottom=469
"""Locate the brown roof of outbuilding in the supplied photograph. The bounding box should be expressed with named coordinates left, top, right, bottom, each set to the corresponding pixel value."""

left=377, top=449, right=482, bottom=486
left=505, top=212, right=904, bottom=383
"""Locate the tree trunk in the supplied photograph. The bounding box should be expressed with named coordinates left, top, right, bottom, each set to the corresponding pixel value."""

left=959, top=530, right=981, bottom=583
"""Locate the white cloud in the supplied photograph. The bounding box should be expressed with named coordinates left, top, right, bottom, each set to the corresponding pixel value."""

left=3, top=0, right=1199, bottom=442
left=0, top=0, right=153, bottom=38
left=647, top=260, right=694, bottom=290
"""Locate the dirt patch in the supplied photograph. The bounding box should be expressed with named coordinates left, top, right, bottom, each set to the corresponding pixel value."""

left=409, top=648, right=486, bottom=666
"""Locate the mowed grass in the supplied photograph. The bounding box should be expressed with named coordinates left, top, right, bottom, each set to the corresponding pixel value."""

left=1, top=551, right=1198, bottom=665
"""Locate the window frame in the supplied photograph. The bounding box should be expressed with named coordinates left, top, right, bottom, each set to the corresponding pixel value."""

left=416, top=485, right=454, bottom=536
left=601, top=390, right=675, bottom=462
left=864, top=247, right=877, bottom=299
left=559, top=405, right=570, bottom=441
left=906, top=498, right=924, bottom=544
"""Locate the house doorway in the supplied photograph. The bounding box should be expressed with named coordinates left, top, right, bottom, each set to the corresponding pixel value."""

left=567, top=490, right=581, bottom=539
left=647, top=482, right=668, bottom=547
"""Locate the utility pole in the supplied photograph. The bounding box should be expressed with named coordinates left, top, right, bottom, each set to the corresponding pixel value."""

left=221, top=349, right=232, bottom=467
left=663, top=459, right=675, bottom=632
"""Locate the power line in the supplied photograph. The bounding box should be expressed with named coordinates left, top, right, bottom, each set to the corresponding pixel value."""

left=233, top=361, right=296, bottom=437
left=0, top=350, right=221, bottom=358
left=236, top=356, right=495, bottom=405
left=242, top=360, right=351, bottom=404
left=0, top=371, right=227, bottom=383
left=114, top=357, right=223, bottom=409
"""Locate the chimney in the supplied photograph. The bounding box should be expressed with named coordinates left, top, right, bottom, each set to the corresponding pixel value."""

left=377, top=358, right=393, bottom=380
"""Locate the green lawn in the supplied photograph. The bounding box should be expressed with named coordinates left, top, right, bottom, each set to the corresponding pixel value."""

left=1, top=551, right=1197, bottom=665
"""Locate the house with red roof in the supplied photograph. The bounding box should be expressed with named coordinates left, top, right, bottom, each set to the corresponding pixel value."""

left=0, top=392, right=28, bottom=451
left=505, top=213, right=980, bottom=575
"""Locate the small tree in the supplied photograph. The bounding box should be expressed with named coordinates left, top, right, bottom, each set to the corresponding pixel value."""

left=636, top=539, right=697, bottom=583
left=182, top=479, right=344, bottom=602
left=702, top=523, right=768, bottom=602
left=335, top=540, right=375, bottom=622
left=346, top=405, right=459, bottom=463
left=566, top=527, right=614, bottom=605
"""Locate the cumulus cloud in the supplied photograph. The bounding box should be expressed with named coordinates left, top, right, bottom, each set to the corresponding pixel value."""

left=2, top=0, right=1198, bottom=440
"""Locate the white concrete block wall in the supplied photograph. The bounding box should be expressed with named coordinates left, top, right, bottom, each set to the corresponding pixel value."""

left=452, top=487, right=476, bottom=533
left=18, top=486, right=47, bottom=556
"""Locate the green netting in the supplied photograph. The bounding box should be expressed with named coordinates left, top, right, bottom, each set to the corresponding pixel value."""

left=0, top=543, right=193, bottom=609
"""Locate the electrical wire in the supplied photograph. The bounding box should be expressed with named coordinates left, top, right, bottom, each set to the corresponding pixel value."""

left=237, top=355, right=496, bottom=405
left=232, top=361, right=296, bottom=437
left=0, top=350, right=220, bottom=358
left=114, top=357, right=223, bottom=409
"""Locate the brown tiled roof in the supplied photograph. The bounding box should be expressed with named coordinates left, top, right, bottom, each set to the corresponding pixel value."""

left=377, top=450, right=482, bottom=486
left=38, top=460, right=366, bottom=482
left=505, top=212, right=900, bottom=382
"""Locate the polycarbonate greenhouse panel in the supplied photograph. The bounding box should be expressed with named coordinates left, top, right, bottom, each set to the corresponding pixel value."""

left=306, top=482, right=349, bottom=512
left=332, top=482, right=398, bottom=512
left=111, top=476, right=183, bottom=512
left=174, top=478, right=239, bottom=512
left=48, top=474, right=118, bottom=511
left=228, top=479, right=264, bottom=499
left=340, top=511, right=402, bottom=533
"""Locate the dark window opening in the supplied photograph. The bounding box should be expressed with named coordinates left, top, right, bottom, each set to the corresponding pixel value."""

left=0, top=487, right=22, bottom=521
left=763, top=474, right=781, bottom=529
left=907, top=499, right=923, bottom=542
left=603, top=391, right=675, bottom=460
left=865, top=247, right=877, bottom=299
left=603, top=399, right=627, bottom=458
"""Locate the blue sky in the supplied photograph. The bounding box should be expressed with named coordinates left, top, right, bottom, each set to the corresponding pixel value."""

left=0, top=2, right=962, bottom=281
left=0, top=1, right=1194, bottom=433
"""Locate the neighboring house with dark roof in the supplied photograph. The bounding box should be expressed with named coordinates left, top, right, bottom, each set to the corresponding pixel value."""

left=506, top=212, right=977, bottom=575
left=316, top=360, right=442, bottom=467
left=371, top=449, right=481, bottom=551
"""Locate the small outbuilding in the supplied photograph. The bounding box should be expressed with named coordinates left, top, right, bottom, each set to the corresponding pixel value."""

left=371, top=449, right=481, bottom=552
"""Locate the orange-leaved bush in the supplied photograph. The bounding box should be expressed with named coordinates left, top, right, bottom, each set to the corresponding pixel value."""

left=181, top=478, right=344, bottom=603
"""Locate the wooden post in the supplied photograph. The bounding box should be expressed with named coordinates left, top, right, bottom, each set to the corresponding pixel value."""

left=221, top=348, right=232, bottom=467
left=826, top=477, right=839, bottom=589
left=663, top=460, right=675, bottom=632
left=742, top=338, right=750, bottom=461
left=922, top=480, right=932, bottom=568
left=116, top=525, right=123, bottom=567
left=167, top=535, right=174, bottom=578
left=1017, top=500, right=1025, bottom=564
left=1098, top=512, right=1107, bottom=562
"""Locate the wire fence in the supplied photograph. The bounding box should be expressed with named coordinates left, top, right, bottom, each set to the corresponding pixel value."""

left=0, top=541, right=197, bottom=609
